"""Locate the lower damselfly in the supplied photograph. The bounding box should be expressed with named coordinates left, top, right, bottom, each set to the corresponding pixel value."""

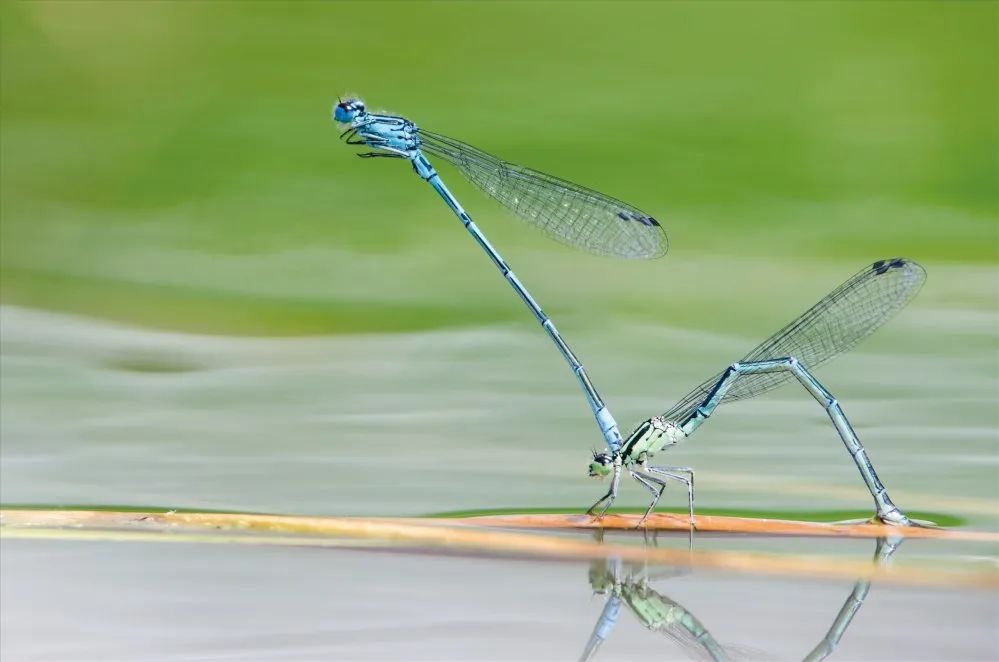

left=587, top=258, right=925, bottom=526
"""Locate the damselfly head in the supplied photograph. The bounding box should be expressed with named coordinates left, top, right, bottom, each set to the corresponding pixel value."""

left=588, top=451, right=613, bottom=479
left=333, top=98, right=366, bottom=124
left=588, top=561, right=614, bottom=593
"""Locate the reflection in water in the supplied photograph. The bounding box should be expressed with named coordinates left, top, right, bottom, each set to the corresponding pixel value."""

left=580, top=553, right=727, bottom=661
left=580, top=536, right=902, bottom=661
left=802, top=536, right=901, bottom=662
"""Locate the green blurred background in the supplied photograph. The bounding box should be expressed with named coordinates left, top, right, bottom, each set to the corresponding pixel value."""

left=2, top=7, right=998, bottom=655
left=3, top=1, right=996, bottom=336
left=1, top=0, right=997, bottom=522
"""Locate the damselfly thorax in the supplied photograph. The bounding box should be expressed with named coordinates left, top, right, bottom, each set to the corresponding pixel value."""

left=336, top=103, right=421, bottom=157
left=620, top=417, right=686, bottom=466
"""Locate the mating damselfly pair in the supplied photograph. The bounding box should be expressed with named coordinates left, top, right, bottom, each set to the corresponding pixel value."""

left=333, top=97, right=924, bottom=527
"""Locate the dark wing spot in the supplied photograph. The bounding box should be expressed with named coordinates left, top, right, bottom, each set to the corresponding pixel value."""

left=873, top=260, right=889, bottom=275
left=889, top=258, right=906, bottom=269
left=618, top=211, right=659, bottom=227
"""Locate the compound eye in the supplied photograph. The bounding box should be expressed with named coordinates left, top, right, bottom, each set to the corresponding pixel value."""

left=333, top=100, right=366, bottom=124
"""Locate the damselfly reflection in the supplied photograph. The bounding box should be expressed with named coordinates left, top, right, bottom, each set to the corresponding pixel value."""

left=581, top=535, right=903, bottom=661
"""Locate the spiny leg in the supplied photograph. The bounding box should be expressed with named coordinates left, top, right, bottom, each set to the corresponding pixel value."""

left=646, top=465, right=695, bottom=525
left=588, top=460, right=623, bottom=518
left=630, top=471, right=667, bottom=527
left=587, top=493, right=613, bottom=518
left=680, top=357, right=911, bottom=526
left=345, top=134, right=371, bottom=146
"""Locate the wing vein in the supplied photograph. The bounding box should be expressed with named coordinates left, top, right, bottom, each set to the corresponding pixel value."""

left=663, top=259, right=926, bottom=424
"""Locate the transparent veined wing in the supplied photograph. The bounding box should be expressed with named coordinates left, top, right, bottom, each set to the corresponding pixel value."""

left=664, top=258, right=926, bottom=423
left=419, top=129, right=667, bottom=260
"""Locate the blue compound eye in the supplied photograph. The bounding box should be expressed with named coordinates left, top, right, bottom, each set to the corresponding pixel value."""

left=333, top=99, right=365, bottom=123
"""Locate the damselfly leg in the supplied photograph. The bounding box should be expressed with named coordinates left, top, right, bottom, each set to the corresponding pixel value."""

left=587, top=460, right=623, bottom=517
left=630, top=467, right=694, bottom=527
left=630, top=471, right=667, bottom=525
left=645, top=465, right=695, bottom=524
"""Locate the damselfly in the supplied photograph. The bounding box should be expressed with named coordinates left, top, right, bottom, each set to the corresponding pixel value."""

left=334, top=97, right=666, bottom=455
left=587, top=258, right=925, bottom=526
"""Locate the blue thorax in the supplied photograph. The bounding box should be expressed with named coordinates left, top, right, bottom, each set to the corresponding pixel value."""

left=334, top=98, right=421, bottom=156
